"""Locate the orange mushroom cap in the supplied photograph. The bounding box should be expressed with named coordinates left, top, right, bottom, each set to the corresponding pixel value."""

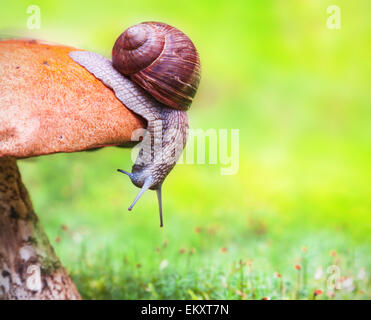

left=0, top=39, right=145, bottom=159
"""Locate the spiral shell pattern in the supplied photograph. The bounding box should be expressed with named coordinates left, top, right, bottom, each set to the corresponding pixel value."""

left=112, top=22, right=201, bottom=110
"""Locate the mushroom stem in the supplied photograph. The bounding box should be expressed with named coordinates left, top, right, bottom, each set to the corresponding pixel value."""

left=0, top=157, right=81, bottom=300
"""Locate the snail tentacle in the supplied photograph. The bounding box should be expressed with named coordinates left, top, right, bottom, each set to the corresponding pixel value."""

left=156, top=187, right=163, bottom=227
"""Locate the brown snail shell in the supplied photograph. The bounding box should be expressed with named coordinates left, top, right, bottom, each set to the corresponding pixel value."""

left=112, top=22, right=201, bottom=110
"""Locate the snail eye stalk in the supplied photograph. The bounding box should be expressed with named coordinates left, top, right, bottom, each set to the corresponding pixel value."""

left=117, top=169, right=164, bottom=227
left=156, top=187, right=163, bottom=227
left=127, top=178, right=151, bottom=211
left=117, top=168, right=149, bottom=209
left=117, top=169, right=131, bottom=177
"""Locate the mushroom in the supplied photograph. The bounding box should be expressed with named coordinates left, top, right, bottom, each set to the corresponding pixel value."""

left=0, top=39, right=145, bottom=299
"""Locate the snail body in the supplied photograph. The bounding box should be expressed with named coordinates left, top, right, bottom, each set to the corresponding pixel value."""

left=69, top=22, right=200, bottom=227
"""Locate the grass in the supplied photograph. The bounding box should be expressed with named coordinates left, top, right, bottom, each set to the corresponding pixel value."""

left=3, top=0, right=371, bottom=299
left=18, top=145, right=371, bottom=300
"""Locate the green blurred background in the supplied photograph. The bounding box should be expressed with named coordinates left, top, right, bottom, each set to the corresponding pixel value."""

left=1, top=0, right=370, bottom=299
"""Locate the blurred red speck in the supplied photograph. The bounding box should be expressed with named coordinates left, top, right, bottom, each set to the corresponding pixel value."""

left=330, top=250, right=337, bottom=257
left=220, top=247, right=228, bottom=253
left=275, top=272, right=282, bottom=278
left=194, top=226, right=202, bottom=233
left=326, top=290, right=335, bottom=298
left=61, top=224, right=68, bottom=231
left=136, top=263, right=142, bottom=269
left=301, top=246, right=307, bottom=253
left=179, top=248, right=186, bottom=254
left=235, top=290, right=246, bottom=298
left=261, top=297, right=270, bottom=300
left=295, top=264, right=301, bottom=270
left=54, top=236, right=61, bottom=243
left=207, top=227, right=218, bottom=235
left=314, top=289, right=323, bottom=296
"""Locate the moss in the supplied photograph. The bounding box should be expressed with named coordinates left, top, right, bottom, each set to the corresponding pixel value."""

left=40, top=256, right=62, bottom=275
left=26, top=236, right=38, bottom=246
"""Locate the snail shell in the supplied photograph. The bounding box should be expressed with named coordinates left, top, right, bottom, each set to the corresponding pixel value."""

left=112, top=22, right=201, bottom=111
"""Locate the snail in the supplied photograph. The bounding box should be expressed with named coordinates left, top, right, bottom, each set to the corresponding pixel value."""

left=69, top=22, right=201, bottom=227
